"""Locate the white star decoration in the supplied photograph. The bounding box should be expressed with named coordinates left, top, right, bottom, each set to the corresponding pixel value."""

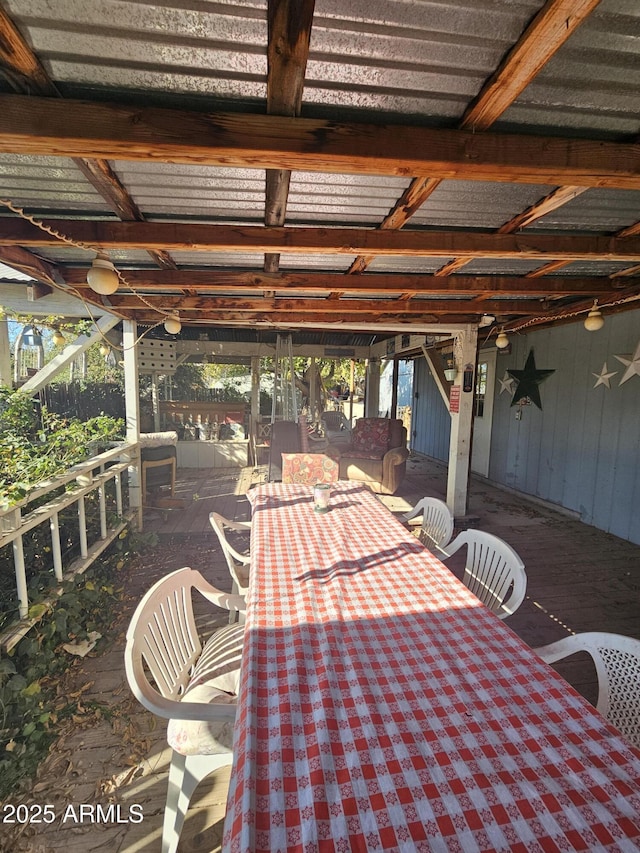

left=498, top=371, right=515, bottom=395
left=592, top=362, right=617, bottom=389
left=614, top=339, right=640, bottom=385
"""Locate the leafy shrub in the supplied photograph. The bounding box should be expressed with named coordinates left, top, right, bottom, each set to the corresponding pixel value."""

left=0, top=527, right=156, bottom=800
left=0, top=385, right=123, bottom=509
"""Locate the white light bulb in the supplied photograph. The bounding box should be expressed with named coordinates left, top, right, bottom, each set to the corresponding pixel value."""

left=87, top=253, right=119, bottom=295
left=584, top=302, right=604, bottom=332
left=495, top=330, right=509, bottom=349
left=164, top=314, right=182, bottom=335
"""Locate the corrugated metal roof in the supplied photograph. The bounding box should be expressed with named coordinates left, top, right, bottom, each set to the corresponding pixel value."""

left=496, top=0, right=640, bottom=137
left=0, top=0, right=637, bottom=337
left=286, top=173, right=409, bottom=225
left=278, top=254, right=353, bottom=272
left=305, top=0, right=545, bottom=120
left=113, top=162, right=265, bottom=221
left=367, top=257, right=452, bottom=274
left=0, top=154, right=111, bottom=214
left=4, top=0, right=267, bottom=104
left=531, top=189, right=640, bottom=232
left=410, top=181, right=557, bottom=230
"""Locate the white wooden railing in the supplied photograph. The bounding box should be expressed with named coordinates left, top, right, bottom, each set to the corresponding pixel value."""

left=0, top=442, right=139, bottom=651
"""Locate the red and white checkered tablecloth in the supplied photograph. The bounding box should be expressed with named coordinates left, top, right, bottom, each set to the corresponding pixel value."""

left=223, top=481, right=640, bottom=852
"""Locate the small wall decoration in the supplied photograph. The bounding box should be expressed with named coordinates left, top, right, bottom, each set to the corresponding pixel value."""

left=614, top=339, right=640, bottom=385
left=507, top=350, right=555, bottom=410
left=498, top=371, right=515, bottom=395
left=592, top=362, right=617, bottom=389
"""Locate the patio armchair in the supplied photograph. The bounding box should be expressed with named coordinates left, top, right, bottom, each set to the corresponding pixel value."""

left=442, top=529, right=527, bottom=619
left=326, top=417, right=409, bottom=495
left=403, top=497, right=455, bottom=555
left=124, top=568, right=246, bottom=853
left=533, top=632, right=640, bottom=749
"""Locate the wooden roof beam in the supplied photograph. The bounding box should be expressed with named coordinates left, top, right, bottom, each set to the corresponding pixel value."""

left=60, top=269, right=623, bottom=297
left=104, top=295, right=557, bottom=317
left=0, top=95, right=637, bottom=189
left=4, top=220, right=640, bottom=263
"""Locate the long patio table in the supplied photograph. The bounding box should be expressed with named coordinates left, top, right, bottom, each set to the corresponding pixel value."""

left=222, top=481, right=640, bottom=852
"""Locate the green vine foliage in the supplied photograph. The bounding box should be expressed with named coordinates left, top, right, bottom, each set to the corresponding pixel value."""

left=0, top=528, right=157, bottom=800
left=0, top=385, right=124, bottom=509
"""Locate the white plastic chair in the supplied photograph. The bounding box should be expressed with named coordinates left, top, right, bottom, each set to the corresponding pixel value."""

left=403, top=497, right=454, bottom=554
left=124, top=568, right=246, bottom=853
left=442, top=529, right=526, bottom=619
left=534, top=632, right=640, bottom=749
left=209, top=511, right=251, bottom=600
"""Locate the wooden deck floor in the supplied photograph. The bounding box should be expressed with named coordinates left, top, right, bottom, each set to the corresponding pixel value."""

left=7, top=455, right=639, bottom=853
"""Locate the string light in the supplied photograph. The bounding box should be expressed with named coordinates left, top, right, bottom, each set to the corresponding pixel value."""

left=0, top=199, right=181, bottom=335
left=164, top=314, right=182, bottom=335
left=86, top=253, right=119, bottom=295
left=495, top=328, right=509, bottom=349
left=584, top=300, right=604, bottom=332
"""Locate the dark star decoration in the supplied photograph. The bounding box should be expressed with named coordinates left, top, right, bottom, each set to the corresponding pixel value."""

left=507, top=350, right=555, bottom=409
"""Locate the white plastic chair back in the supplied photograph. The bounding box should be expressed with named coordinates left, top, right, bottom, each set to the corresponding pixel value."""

left=124, top=568, right=245, bottom=853
left=403, top=497, right=454, bottom=552
left=209, top=511, right=251, bottom=598
left=534, top=632, right=640, bottom=749
left=444, top=529, right=526, bottom=619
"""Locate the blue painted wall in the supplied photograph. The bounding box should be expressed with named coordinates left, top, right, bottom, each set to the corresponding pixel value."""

left=410, top=311, right=640, bottom=544
left=411, top=356, right=450, bottom=461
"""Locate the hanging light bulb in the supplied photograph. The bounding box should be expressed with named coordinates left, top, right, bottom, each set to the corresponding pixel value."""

left=164, top=313, right=181, bottom=335
left=495, top=328, right=509, bottom=349
left=87, top=253, right=119, bottom=295
left=52, top=329, right=65, bottom=347
left=584, top=300, right=604, bottom=332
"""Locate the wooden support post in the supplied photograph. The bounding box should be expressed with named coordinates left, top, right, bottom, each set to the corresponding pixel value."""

left=391, top=358, right=399, bottom=419
left=123, top=320, right=142, bottom=528
left=365, top=358, right=380, bottom=418
left=0, top=314, right=11, bottom=387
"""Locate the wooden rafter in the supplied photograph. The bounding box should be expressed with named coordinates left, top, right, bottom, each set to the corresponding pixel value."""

left=459, top=0, right=602, bottom=131
left=102, top=294, right=559, bottom=316
left=264, top=0, right=315, bottom=272
left=525, top=216, right=640, bottom=278
left=0, top=95, right=636, bottom=190
left=0, top=246, right=61, bottom=287
left=346, top=0, right=602, bottom=278
left=61, top=269, right=625, bottom=298
left=3, top=220, right=640, bottom=264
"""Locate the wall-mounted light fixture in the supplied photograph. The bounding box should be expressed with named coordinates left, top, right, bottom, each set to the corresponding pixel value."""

left=443, top=353, right=457, bottom=382
left=479, top=313, right=496, bottom=328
